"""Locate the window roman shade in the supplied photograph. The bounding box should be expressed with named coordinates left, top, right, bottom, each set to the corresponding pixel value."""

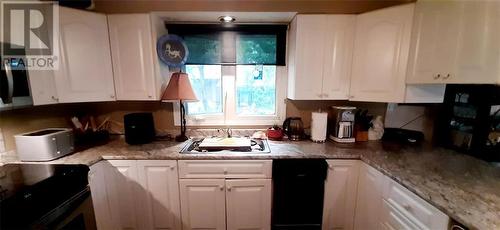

left=165, top=24, right=287, bottom=66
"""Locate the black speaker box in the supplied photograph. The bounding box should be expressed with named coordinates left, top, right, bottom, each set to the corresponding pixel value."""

left=124, top=113, right=155, bottom=145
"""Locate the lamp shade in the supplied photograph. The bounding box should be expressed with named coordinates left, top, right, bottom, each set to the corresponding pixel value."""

left=161, top=72, right=198, bottom=101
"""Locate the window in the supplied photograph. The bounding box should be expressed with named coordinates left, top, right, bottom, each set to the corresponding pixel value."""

left=185, top=65, right=222, bottom=115
left=236, top=65, right=276, bottom=115
left=180, top=64, right=285, bottom=126
left=169, top=24, right=287, bottom=126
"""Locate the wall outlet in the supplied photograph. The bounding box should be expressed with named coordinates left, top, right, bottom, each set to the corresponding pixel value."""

left=387, top=103, right=398, bottom=112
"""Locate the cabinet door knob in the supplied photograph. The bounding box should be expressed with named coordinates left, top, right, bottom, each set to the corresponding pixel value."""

left=227, top=186, right=232, bottom=191
left=51, top=96, right=59, bottom=102
left=402, top=203, right=412, bottom=211
left=434, top=74, right=441, bottom=79
left=443, top=74, right=451, bottom=79
left=219, top=186, right=224, bottom=191
left=110, top=95, right=115, bottom=99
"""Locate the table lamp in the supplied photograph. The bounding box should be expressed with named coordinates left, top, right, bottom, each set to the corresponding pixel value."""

left=161, top=72, right=198, bottom=142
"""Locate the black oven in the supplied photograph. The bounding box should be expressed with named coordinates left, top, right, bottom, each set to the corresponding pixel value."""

left=0, top=164, right=96, bottom=230
left=437, top=85, right=500, bottom=162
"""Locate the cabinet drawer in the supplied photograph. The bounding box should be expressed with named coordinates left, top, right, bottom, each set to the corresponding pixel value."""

left=383, top=180, right=449, bottom=229
left=178, top=160, right=272, bottom=179
left=381, top=200, right=421, bottom=230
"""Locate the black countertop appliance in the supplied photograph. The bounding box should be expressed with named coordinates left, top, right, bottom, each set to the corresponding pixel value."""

left=272, top=159, right=328, bottom=230
left=124, top=112, right=156, bottom=145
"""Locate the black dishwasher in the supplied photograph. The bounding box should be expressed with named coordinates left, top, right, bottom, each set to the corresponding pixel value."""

left=272, top=159, right=328, bottom=230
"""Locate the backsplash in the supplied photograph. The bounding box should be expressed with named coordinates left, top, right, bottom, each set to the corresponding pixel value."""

left=0, top=128, right=5, bottom=152
left=0, top=105, right=74, bottom=151
left=0, top=99, right=440, bottom=152
left=286, top=100, right=388, bottom=129
left=384, top=104, right=440, bottom=142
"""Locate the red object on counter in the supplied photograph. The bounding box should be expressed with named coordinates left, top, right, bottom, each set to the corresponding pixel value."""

left=267, top=128, right=284, bottom=141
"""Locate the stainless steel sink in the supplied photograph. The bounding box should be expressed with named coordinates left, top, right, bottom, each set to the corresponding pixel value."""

left=180, top=137, right=271, bottom=154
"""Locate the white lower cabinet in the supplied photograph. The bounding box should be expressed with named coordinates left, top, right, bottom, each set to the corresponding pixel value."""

left=353, top=162, right=386, bottom=230
left=137, top=160, right=182, bottom=230
left=89, top=159, right=450, bottom=230
left=89, top=160, right=181, bottom=230
left=383, top=179, right=449, bottom=230
left=178, top=160, right=272, bottom=230
left=179, top=178, right=272, bottom=230
left=380, top=200, right=421, bottom=230
left=88, top=161, right=117, bottom=230
left=354, top=162, right=449, bottom=230
left=322, top=160, right=360, bottom=230
left=106, top=160, right=142, bottom=229
left=179, top=179, right=227, bottom=230
left=226, top=179, right=272, bottom=230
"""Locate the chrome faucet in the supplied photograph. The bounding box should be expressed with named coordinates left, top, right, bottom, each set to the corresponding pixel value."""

left=217, top=128, right=232, bottom=138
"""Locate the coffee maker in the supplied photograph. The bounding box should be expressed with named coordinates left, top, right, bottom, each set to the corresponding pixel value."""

left=328, top=106, right=356, bottom=143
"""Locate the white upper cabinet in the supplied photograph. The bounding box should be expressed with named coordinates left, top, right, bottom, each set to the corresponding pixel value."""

left=350, top=4, right=415, bottom=103
left=454, top=0, right=500, bottom=84
left=322, top=16, right=356, bottom=100
left=406, top=1, right=461, bottom=84
left=407, top=0, right=500, bottom=84
left=24, top=5, right=59, bottom=106
left=55, top=7, right=115, bottom=103
left=108, top=14, right=162, bottom=100
left=322, top=160, right=360, bottom=230
left=287, top=15, right=355, bottom=100
left=28, top=70, right=59, bottom=105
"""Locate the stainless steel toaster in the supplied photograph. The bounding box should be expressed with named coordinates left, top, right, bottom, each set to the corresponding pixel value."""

left=14, top=128, right=74, bottom=161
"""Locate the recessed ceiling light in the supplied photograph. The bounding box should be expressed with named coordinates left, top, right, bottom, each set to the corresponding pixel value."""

left=219, top=16, right=235, bottom=23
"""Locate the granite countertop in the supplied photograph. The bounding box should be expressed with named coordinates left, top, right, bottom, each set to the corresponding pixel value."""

left=1, top=137, right=499, bottom=230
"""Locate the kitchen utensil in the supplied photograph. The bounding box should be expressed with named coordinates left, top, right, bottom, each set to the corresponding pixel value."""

left=282, top=117, right=304, bottom=141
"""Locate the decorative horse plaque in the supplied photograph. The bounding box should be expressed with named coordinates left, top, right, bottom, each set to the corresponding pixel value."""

left=156, top=34, right=189, bottom=67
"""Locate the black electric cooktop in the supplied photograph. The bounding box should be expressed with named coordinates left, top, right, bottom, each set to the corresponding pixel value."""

left=0, top=164, right=90, bottom=229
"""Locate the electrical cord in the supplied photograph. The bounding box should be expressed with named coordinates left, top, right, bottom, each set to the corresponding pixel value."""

left=399, top=113, right=426, bottom=129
